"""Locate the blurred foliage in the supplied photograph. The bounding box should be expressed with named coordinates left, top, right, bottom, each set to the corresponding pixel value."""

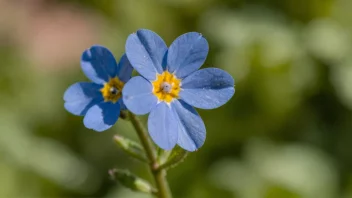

left=0, top=0, right=352, bottom=197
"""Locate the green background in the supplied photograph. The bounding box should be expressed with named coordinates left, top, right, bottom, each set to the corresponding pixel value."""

left=0, top=0, right=352, bottom=197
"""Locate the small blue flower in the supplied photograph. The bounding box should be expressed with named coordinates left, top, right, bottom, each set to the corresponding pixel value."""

left=64, top=45, right=133, bottom=132
left=123, top=29, right=235, bottom=151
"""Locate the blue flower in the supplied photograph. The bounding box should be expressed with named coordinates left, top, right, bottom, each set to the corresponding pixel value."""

left=64, top=45, right=133, bottom=132
left=122, top=29, right=235, bottom=151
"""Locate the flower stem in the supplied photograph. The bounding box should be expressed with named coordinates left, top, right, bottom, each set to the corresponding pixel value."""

left=128, top=111, right=172, bottom=198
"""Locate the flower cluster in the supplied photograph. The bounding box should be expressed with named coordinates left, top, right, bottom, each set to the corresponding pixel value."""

left=64, top=29, right=235, bottom=151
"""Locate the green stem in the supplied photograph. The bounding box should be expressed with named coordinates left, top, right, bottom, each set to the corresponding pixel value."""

left=128, top=112, right=172, bottom=198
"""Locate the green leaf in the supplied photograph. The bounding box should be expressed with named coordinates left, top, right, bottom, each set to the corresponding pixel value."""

left=158, top=146, right=188, bottom=170
left=109, top=169, right=156, bottom=194
left=113, top=135, right=148, bottom=162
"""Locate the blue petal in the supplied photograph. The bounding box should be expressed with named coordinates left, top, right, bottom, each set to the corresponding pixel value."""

left=180, top=68, right=235, bottom=109
left=122, top=76, right=158, bottom=115
left=148, top=102, right=178, bottom=150
left=119, top=99, right=127, bottom=110
left=172, top=100, right=206, bottom=151
left=81, top=45, right=118, bottom=84
left=167, top=32, right=209, bottom=79
left=116, top=54, right=133, bottom=83
left=83, top=102, right=120, bottom=132
left=125, top=29, right=167, bottom=80
left=64, top=82, right=103, bottom=116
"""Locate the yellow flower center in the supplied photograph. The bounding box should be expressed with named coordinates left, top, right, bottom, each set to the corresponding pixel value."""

left=100, top=77, right=124, bottom=103
left=152, top=71, right=181, bottom=103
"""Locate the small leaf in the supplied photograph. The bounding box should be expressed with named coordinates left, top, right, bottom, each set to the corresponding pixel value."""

left=109, top=169, right=156, bottom=194
left=158, top=146, right=188, bottom=170
left=114, top=135, right=148, bottom=162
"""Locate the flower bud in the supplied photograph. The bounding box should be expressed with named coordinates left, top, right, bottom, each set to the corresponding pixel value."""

left=109, top=169, right=156, bottom=194
left=158, top=146, right=188, bottom=170
left=114, top=135, right=148, bottom=162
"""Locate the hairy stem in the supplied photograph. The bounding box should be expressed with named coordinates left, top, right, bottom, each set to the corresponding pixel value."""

left=128, top=112, right=172, bottom=198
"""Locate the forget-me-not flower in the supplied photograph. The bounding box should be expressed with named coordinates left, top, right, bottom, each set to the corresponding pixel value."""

left=122, top=29, right=235, bottom=151
left=64, top=45, right=133, bottom=132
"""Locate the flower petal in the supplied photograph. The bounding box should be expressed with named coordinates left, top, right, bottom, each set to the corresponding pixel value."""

left=81, top=45, right=118, bottom=84
left=116, top=54, right=133, bottom=83
left=119, top=99, right=127, bottom=110
left=167, top=32, right=209, bottom=79
left=64, top=82, right=103, bottom=116
left=83, top=102, right=120, bottom=132
left=172, top=100, right=206, bottom=151
left=180, top=68, right=235, bottom=109
left=122, top=76, right=158, bottom=115
left=125, top=29, right=167, bottom=80
left=148, top=102, right=178, bottom=150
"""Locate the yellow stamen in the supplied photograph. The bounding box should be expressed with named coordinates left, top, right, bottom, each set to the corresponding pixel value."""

left=152, top=71, right=181, bottom=103
left=100, top=77, right=124, bottom=103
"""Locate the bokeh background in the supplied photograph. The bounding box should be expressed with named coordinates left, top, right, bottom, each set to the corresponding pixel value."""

left=1, top=0, right=352, bottom=197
